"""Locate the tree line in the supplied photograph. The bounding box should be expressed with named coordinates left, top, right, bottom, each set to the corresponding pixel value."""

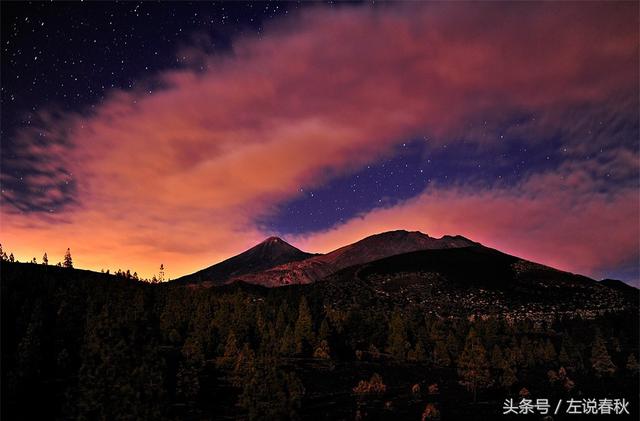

left=2, top=262, right=638, bottom=420
left=0, top=243, right=170, bottom=282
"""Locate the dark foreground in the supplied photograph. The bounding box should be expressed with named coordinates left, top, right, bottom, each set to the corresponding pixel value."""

left=2, top=262, right=638, bottom=420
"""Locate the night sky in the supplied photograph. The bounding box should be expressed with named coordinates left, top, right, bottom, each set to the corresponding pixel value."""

left=1, top=1, right=638, bottom=284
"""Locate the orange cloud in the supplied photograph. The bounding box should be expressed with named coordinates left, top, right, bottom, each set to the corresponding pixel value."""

left=1, top=2, right=637, bottom=279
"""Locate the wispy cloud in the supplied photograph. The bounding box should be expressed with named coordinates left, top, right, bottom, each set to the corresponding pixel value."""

left=1, top=2, right=637, bottom=280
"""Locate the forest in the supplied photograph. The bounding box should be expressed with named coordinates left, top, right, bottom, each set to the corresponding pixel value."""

left=2, top=261, right=638, bottom=420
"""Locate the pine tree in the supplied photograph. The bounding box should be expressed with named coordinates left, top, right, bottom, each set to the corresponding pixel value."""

left=625, top=353, right=639, bottom=374
left=63, top=248, right=73, bottom=268
left=543, top=339, right=557, bottom=363
left=433, top=340, right=451, bottom=367
left=42, top=252, right=48, bottom=265
left=223, top=332, right=239, bottom=360
left=280, top=325, right=296, bottom=355
left=158, top=264, right=165, bottom=282
left=176, top=362, right=200, bottom=402
left=560, top=336, right=584, bottom=372
left=412, top=341, right=428, bottom=361
left=558, top=345, right=570, bottom=366
left=318, top=318, right=331, bottom=342
left=491, top=345, right=504, bottom=369
left=500, top=352, right=518, bottom=390
left=294, top=297, right=313, bottom=354
left=9, top=253, right=15, bottom=262
left=232, top=343, right=256, bottom=387
left=520, top=337, right=536, bottom=368
left=457, top=328, right=492, bottom=401
left=387, top=310, right=409, bottom=360
left=590, top=330, right=616, bottom=377
left=445, top=331, right=460, bottom=360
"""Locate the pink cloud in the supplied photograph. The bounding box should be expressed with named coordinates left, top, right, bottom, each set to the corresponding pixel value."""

left=1, top=2, right=637, bottom=279
left=294, top=169, right=639, bottom=281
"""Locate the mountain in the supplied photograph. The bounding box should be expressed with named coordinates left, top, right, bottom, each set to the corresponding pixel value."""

left=175, top=236, right=315, bottom=285
left=599, top=278, right=639, bottom=292
left=222, top=230, right=478, bottom=287
left=310, top=245, right=638, bottom=319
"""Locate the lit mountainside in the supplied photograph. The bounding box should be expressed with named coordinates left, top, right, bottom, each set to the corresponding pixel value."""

left=172, top=230, right=638, bottom=317
left=175, top=230, right=477, bottom=287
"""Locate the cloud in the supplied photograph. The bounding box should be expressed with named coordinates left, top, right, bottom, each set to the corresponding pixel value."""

left=293, top=164, right=639, bottom=283
left=1, top=2, right=637, bottom=279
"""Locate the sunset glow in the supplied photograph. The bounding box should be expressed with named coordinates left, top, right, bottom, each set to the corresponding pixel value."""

left=2, top=2, right=638, bottom=283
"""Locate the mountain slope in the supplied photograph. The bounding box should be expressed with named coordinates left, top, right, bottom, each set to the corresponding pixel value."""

left=231, top=230, right=478, bottom=287
left=175, top=237, right=315, bottom=285
left=599, top=278, right=639, bottom=292
left=312, top=246, right=638, bottom=318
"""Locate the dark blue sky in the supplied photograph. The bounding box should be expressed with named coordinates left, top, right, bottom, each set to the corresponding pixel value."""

left=260, top=129, right=569, bottom=235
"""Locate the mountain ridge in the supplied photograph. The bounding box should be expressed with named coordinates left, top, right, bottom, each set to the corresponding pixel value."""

left=175, top=229, right=481, bottom=287
left=230, top=230, right=480, bottom=287
left=172, top=230, right=640, bottom=292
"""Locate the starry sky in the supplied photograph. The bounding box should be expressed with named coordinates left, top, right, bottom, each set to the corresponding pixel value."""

left=1, top=1, right=638, bottom=284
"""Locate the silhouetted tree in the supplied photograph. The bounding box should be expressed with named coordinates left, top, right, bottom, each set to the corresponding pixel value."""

left=625, top=353, right=639, bottom=375
left=491, top=345, right=504, bottom=369
left=433, top=340, right=451, bottom=367
left=457, top=328, right=492, bottom=401
left=591, top=330, right=616, bottom=377
left=238, top=358, right=304, bottom=420
left=63, top=248, right=73, bottom=268
left=9, top=253, right=15, bottom=262
left=159, top=264, right=165, bottom=282
left=318, top=318, right=331, bottom=342
left=280, top=325, right=296, bottom=355
left=42, top=252, right=48, bottom=265
left=176, top=362, right=200, bottom=402
left=498, top=351, right=518, bottom=390
left=387, top=310, right=409, bottom=360
left=542, top=339, right=557, bottom=363
left=294, top=297, right=313, bottom=354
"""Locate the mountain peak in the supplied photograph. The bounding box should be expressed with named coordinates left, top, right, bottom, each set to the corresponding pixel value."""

left=257, top=236, right=302, bottom=253
left=262, top=236, right=287, bottom=245
left=372, top=229, right=431, bottom=238
left=314, top=229, right=477, bottom=272
left=174, top=236, right=314, bottom=285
